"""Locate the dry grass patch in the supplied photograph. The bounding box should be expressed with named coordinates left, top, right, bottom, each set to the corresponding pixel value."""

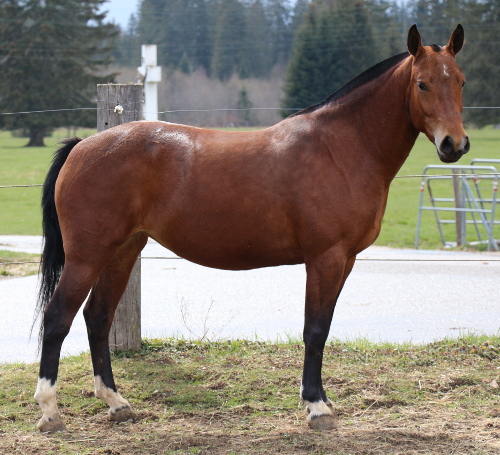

left=1, top=337, right=500, bottom=454
left=0, top=249, right=40, bottom=278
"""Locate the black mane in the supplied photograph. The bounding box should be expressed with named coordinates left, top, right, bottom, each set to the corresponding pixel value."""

left=290, top=52, right=410, bottom=117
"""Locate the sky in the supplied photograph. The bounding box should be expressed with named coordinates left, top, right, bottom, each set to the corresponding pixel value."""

left=100, top=0, right=140, bottom=29
left=100, top=0, right=307, bottom=29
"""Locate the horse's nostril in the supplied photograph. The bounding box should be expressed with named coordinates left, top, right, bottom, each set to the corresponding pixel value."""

left=440, top=135, right=455, bottom=155
left=464, top=136, right=470, bottom=153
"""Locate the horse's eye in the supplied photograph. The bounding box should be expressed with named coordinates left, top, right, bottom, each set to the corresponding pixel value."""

left=417, top=82, right=427, bottom=91
left=462, top=81, right=466, bottom=89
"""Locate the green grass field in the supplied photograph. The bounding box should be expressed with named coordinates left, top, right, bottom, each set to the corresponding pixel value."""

left=0, top=128, right=95, bottom=235
left=0, top=127, right=499, bottom=248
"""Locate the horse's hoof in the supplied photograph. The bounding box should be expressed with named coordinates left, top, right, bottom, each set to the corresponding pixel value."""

left=109, top=405, right=136, bottom=423
left=307, top=413, right=337, bottom=430
left=37, top=414, right=67, bottom=433
left=305, top=400, right=337, bottom=430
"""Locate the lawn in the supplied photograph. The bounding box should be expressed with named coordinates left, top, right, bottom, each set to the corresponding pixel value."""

left=0, top=127, right=499, bottom=248
left=0, top=128, right=95, bottom=235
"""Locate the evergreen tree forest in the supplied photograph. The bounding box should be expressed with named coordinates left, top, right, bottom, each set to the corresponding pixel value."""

left=116, top=0, right=500, bottom=126
left=1, top=0, right=500, bottom=135
left=116, top=0, right=307, bottom=78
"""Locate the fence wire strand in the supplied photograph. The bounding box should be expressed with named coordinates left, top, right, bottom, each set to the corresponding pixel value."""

left=0, top=184, right=43, bottom=188
left=1, top=105, right=499, bottom=116
left=2, top=256, right=500, bottom=267
left=3, top=173, right=500, bottom=190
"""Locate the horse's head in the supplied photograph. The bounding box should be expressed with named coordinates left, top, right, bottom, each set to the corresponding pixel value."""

left=407, top=24, right=469, bottom=163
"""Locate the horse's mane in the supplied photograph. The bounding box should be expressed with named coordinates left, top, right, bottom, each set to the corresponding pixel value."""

left=289, top=52, right=410, bottom=118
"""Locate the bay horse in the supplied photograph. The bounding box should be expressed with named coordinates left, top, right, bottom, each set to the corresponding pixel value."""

left=34, top=25, right=469, bottom=432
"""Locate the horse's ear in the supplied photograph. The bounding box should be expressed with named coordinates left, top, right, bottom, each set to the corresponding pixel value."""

left=407, top=24, right=423, bottom=57
left=447, top=24, right=464, bottom=56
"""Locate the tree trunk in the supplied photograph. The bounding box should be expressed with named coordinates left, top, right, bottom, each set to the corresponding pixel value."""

left=26, top=127, right=46, bottom=147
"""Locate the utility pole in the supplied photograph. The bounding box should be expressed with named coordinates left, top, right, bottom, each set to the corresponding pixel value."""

left=97, top=83, right=143, bottom=352
left=137, top=45, right=162, bottom=121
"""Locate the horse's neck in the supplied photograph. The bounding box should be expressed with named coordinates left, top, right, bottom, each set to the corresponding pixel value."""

left=316, top=58, right=418, bottom=185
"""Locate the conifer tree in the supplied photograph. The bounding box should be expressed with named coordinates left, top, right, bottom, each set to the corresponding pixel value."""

left=0, top=0, right=117, bottom=146
left=160, top=0, right=212, bottom=71
left=281, top=0, right=378, bottom=117
left=244, top=0, right=272, bottom=78
left=115, top=13, right=140, bottom=67
left=136, top=0, right=165, bottom=48
left=456, top=0, right=500, bottom=126
left=236, top=86, right=256, bottom=126
left=267, top=0, right=294, bottom=66
left=211, top=0, right=247, bottom=80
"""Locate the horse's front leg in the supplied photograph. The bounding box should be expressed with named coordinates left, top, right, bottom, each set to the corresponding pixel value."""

left=302, top=251, right=355, bottom=430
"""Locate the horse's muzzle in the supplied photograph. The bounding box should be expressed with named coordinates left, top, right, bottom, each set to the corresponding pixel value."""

left=437, top=135, right=470, bottom=163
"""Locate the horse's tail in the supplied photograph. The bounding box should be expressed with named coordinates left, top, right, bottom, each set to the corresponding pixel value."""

left=33, top=137, right=82, bottom=345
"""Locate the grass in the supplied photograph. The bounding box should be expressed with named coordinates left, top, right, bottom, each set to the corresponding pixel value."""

left=0, top=127, right=499, bottom=248
left=2, top=336, right=500, bottom=454
left=0, top=249, right=40, bottom=278
left=0, top=128, right=95, bottom=235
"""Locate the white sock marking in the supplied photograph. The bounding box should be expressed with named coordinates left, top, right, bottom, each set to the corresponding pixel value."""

left=305, top=400, right=335, bottom=419
left=34, top=377, right=60, bottom=420
left=94, top=376, right=131, bottom=412
left=300, top=382, right=334, bottom=418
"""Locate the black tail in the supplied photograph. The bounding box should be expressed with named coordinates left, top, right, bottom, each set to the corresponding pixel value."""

left=33, top=137, right=83, bottom=345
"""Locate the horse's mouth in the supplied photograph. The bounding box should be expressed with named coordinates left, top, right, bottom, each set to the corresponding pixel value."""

left=438, top=150, right=463, bottom=164
left=436, top=135, right=470, bottom=163
left=437, top=149, right=464, bottom=163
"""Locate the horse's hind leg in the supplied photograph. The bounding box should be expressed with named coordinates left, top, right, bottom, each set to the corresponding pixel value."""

left=35, top=261, right=104, bottom=432
left=83, top=232, right=148, bottom=423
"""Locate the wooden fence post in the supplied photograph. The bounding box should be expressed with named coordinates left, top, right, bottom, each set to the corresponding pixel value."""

left=97, top=83, right=143, bottom=352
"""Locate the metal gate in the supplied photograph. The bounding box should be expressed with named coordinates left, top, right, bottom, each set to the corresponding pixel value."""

left=415, top=163, right=499, bottom=251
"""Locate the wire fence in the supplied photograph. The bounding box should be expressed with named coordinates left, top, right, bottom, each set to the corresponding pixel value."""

left=2, top=256, right=500, bottom=267
left=1, top=104, right=499, bottom=268
left=2, top=106, right=500, bottom=116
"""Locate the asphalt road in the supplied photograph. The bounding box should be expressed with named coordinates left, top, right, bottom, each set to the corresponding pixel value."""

left=1, top=235, right=499, bottom=364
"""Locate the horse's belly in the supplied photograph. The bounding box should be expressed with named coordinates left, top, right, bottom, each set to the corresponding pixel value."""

left=150, top=217, right=303, bottom=271
left=174, top=247, right=304, bottom=271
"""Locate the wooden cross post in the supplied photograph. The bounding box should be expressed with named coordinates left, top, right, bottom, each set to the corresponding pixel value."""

left=97, top=83, right=143, bottom=352
left=137, top=44, right=162, bottom=121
